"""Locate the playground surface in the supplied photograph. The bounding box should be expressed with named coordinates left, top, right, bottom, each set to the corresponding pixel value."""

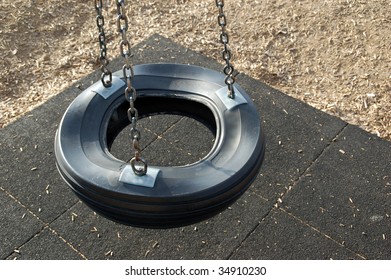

left=1, top=35, right=390, bottom=260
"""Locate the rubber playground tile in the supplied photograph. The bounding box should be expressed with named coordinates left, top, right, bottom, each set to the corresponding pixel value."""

left=49, top=191, right=270, bottom=260
left=0, top=126, right=79, bottom=224
left=109, top=114, right=184, bottom=161
left=0, top=86, right=83, bottom=224
left=108, top=118, right=204, bottom=166
left=236, top=74, right=347, bottom=201
left=138, top=114, right=183, bottom=137
left=6, top=227, right=84, bottom=260
left=0, top=190, right=44, bottom=259
left=230, top=208, right=362, bottom=260
left=141, top=137, right=198, bottom=167
left=109, top=127, right=158, bottom=162
left=160, top=117, right=216, bottom=162
left=282, top=125, right=391, bottom=259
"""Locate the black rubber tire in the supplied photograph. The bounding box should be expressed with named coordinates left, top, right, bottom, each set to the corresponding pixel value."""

left=54, top=64, right=265, bottom=228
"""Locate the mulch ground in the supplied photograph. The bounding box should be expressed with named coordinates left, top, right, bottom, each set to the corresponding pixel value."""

left=1, top=0, right=390, bottom=140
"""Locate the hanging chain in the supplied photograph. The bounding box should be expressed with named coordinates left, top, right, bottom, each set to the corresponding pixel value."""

left=95, top=0, right=112, bottom=88
left=116, top=0, right=147, bottom=176
left=215, top=0, right=236, bottom=99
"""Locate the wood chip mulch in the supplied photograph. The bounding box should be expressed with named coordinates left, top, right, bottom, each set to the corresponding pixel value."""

left=1, top=0, right=390, bottom=140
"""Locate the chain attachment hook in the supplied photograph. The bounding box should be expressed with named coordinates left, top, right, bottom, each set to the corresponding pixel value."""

left=130, top=157, right=148, bottom=176
left=129, top=131, right=147, bottom=176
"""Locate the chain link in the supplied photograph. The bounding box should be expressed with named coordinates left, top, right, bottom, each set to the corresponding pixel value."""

left=215, top=0, right=236, bottom=99
left=93, top=0, right=236, bottom=175
left=94, top=0, right=112, bottom=88
left=116, top=0, right=147, bottom=176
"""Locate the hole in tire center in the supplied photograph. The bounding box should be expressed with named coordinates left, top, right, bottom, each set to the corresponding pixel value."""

left=109, top=114, right=216, bottom=167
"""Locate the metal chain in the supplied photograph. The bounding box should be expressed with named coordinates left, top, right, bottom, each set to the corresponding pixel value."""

left=116, top=0, right=147, bottom=176
left=215, top=0, right=236, bottom=99
left=94, top=0, right=112, bottom=88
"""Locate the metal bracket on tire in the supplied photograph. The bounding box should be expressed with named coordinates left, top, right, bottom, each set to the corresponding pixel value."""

left=216, top=86, right=247, bottom=110
left=119, top=165, right=160, bottom=188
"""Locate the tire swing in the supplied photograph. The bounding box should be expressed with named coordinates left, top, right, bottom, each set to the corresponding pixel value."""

left=54, top=0, right=265, bottom=228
